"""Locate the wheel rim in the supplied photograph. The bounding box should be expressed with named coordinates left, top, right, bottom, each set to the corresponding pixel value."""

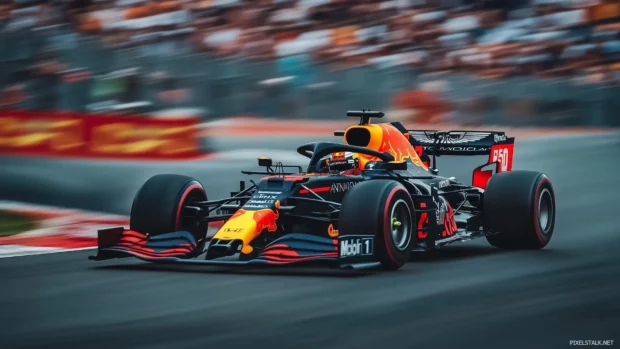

left=390, top=199, right=411, bottom=251
left=178, top=189, right=207, bottom=231
left=538, top=188, right=553, bottom=234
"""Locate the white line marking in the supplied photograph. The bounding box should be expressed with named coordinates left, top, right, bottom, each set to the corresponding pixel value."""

left=0, top=246, right=96, bottom=259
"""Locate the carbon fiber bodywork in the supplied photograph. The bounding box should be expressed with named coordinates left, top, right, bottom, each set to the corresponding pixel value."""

left=90, top=113, right=517, bottom=270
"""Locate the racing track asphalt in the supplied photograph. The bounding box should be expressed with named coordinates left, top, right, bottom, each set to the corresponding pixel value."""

left=1, top=132, right=620, bottom=349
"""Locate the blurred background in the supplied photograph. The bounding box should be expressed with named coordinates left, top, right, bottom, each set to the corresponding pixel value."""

left=1, top=1, right=620, bottom=349
left=1, top=0, right=619, bottom=126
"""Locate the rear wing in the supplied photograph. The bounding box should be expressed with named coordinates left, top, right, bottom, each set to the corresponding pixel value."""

left=407, top=130, right=515, bottom=188
left=407, top=130, right=514, bottom=156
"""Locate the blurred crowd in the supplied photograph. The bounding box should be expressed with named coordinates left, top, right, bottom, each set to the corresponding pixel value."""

left=3, top=0, right=619, bottom=78
left=1, top=0, right=620, bottom=115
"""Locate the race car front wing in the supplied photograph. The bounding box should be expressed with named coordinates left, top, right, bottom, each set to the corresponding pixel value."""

left=89, top=227, right=382, bottom=270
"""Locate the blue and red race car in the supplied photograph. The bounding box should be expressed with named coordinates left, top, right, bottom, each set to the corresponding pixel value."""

left=90, top=110, right=556, bottom=271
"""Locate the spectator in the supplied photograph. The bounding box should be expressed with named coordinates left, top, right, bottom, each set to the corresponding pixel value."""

left=6, top=0, right=619, bottom=82
left=2, top=0, right=619, bottom=120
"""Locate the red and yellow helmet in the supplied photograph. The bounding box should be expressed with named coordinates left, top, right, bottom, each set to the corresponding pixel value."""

left=326, top=152, right=360, bottom=172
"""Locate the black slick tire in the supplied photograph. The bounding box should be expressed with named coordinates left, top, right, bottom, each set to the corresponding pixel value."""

left=339, top=180, right=415, bottom=270
left=483, top=170, right=555, bottom=249
left=130, top=174, right=208, bottom=239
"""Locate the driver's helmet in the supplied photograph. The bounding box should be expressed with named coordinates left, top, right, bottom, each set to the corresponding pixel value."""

left=321, top=151, right=359, bottom=172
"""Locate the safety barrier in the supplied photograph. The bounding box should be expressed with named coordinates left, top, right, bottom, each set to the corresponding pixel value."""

left=0, top=110, right=202, bottom=160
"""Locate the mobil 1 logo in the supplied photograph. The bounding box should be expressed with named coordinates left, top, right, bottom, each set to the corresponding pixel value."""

left=339, top=236, right=374, bottom=258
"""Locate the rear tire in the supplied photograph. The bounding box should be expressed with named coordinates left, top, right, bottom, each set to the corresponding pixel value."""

left=483, top=170, right=555, bottom=249
left=130, top=174, right=208, bottom=240
left=339, top=180, right=415, bottom=270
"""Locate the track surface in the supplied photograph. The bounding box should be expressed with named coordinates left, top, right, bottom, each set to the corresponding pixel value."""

left=1, top=133, right=620, bottom=349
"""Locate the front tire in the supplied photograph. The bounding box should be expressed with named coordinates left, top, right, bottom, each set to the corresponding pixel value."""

left=130, top=174, right=208, bottom=240
left=483, top=170, right=556, bottom=249
left=339, top=180, right=415, bottom=270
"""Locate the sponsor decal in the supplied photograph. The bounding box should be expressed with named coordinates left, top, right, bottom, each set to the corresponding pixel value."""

left=245, top=199, right=274, bottom=204
left=412, top=132, right=489, bottom=144
left=253, top=206, right=279, bottom=233
left=339, top=236, right=373, bottom=258
left=433, top=196, right=444, bottom=226
left=424, top=146, right=490, bottom=152
left=328, top=224, right=339, bottom=237
left=492, top=147, right=510, bottom=172
left=438, top=180, right=449, bottom=188
left=243, top=192, right=280, bottom=209
left=494, top=134, right=507, bottom=142
left=225, top=228, right=243, bottom=233
left=331, top=152, right=346, bottom=162
left=427, top=196, right=458, bottom=238
left=329, top=160, right=348, bottom=167
left=441, top=200, right=457, bottom=237
left=417, top=202, right=429, bottom=239
left=243, top=204, right=270, bottom=209
left=248, top=194, right=278, bottom=201
left=330, top=181, right=357, bottom=193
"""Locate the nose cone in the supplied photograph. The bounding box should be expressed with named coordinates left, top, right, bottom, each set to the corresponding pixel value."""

left=212, top=202, right=280, bottom=255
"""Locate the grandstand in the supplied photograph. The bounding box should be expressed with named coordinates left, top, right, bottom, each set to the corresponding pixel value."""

left=1, top=0, right=619, bottom=123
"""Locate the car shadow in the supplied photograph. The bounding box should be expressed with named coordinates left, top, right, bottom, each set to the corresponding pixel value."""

left=89, top=243, right=513, bottom=277
left=90, top=263, right=379, bottom=278
left=409, top=243, right=505, bottom=263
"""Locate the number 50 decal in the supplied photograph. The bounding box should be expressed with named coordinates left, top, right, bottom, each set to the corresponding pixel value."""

left=493, top=148, right=509, bottom=171
left=489, top=143, right=514, bottom=172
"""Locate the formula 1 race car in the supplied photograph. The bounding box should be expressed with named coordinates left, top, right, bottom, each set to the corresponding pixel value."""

left=90, top=110, right=556, bottom=271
